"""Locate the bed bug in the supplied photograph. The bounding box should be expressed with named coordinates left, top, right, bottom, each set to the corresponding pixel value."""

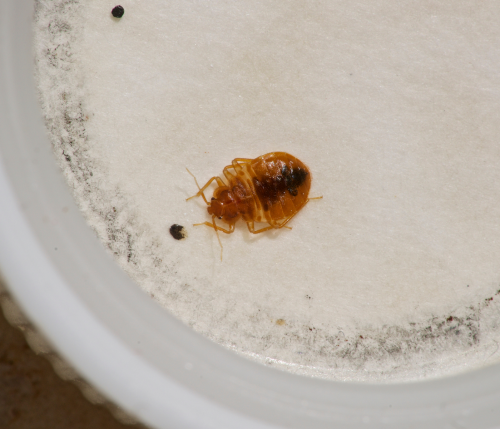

left=186, top=152, right=322, bottom=260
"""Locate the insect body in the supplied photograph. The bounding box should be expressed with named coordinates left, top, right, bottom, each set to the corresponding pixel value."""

left=187, top=152, right=321, bottom=259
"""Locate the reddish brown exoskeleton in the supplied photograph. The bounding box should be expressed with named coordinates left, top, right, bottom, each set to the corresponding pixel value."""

left=187, top=152, right=322, bottom=259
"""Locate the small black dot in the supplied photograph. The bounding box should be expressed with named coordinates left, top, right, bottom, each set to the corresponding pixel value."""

left=111, top=5, right=125, bottom=18
left=170, top=224, right=186, bottom=240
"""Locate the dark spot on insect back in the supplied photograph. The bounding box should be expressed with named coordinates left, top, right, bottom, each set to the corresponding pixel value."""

left=253, top=177, right=280, bottom=203
left=170, top=224, right=186, bottom=240
left=253, top=164, right=309, bottom=205
left=111, top=5, right=125, bottom=18
left=282, top=165, right=308, bottom=197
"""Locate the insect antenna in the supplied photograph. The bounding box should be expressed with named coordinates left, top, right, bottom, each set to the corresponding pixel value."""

left=185, top=168, right=204, bottom=201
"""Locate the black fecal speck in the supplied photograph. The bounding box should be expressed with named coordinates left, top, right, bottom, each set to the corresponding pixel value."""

left=63, top=151, right=71, bottom=162
left=170, top=224, right=186, bottom=240
left=111, top=5, right=125, bottom=18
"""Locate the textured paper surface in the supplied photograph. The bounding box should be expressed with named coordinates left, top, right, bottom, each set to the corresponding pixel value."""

left=35, top=0, right=500, bottom=381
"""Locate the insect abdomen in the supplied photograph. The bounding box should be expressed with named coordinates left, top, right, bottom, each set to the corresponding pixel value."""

left=248, top=152, right=311, bottom=223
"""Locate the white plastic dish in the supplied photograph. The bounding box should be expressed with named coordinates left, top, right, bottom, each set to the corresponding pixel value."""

left=2, top=1, right=500, bottom=428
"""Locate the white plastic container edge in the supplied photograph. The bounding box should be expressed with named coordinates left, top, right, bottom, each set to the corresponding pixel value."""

left=2, top=1, right=500, bottom=428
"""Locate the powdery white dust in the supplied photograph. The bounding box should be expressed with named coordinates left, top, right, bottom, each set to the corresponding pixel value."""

left=34, top=0, right=500, bottom=382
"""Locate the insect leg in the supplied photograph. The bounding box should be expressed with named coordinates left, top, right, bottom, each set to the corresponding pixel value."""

left=232, top=159, right=252, bottom=171
left=222, top=165, right=236, bottom=182
left=246, top=221, right=290, bottom=234
left=222, top=158, right=254, bottom=181
left=193, top=221, right=235, bottom=234
left=247, top=223, right=274, bottom=234
left=247, top=195, right=324, bottom=235
left=194, top=217, right=234, bottom=261
left=186, top=168, right=225, bottom=204
left=269, top=196, right=323, bottom=229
